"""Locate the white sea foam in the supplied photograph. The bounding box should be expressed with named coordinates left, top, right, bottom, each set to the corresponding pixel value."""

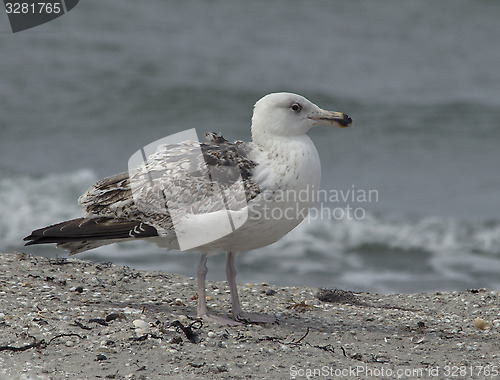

left=0, top=169, right=97, bottom=250
left=238, top=213, right=500, bottom=292
left=281, top=213, right=500, bottom=257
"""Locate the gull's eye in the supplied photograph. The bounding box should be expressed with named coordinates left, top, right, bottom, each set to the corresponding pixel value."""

left=290, top=103, right=302, bottom=112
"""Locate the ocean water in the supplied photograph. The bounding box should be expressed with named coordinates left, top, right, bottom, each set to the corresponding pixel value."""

left=1, top=0, right=499, bottom=293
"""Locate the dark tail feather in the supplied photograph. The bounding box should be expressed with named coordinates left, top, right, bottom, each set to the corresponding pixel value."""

left=24, top=217, right=159, bottom=246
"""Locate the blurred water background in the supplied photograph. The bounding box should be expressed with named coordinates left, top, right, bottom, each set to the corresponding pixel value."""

left=1, top=0, right=499, bottom=293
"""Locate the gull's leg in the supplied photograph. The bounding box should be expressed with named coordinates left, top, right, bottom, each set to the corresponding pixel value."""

left=226, top=251, right=276, bottom=324
left=196, top=254, right=240, bottom=326
left=196, top=254, right=209, bottom=318
left=226, top=251, right=244, bottom=317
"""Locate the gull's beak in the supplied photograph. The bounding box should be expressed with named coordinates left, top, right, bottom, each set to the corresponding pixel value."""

left=309, top=109, right=353, bottom=128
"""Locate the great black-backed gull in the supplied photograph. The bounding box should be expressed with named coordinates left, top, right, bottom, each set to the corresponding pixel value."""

left=24, top=92, right=352, bottom=325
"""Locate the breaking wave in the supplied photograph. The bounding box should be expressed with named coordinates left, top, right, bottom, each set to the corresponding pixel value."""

left=0, top=169, right=97, bottom=251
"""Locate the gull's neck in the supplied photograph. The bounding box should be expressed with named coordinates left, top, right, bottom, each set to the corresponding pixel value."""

left=251, top=120, right=311, bottom=150
left=249, top=130, right=321, bottom=191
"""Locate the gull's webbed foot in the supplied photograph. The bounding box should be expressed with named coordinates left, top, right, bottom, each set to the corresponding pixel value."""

left=198, top=313, right=242, bottom=326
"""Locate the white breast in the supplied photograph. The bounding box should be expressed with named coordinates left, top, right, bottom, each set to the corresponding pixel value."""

left=195, top=135, right=322, bottom=253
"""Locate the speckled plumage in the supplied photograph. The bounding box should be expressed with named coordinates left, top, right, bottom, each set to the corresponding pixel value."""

left=79, top=133, right=261, bottom=237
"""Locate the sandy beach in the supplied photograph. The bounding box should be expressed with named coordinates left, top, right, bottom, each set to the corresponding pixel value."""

left=0, top=252, right=498, bottom=379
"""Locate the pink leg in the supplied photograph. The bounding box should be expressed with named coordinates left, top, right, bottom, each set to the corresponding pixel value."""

left=196, top=254, right=241, bottom=326
left=226, top=252, right=276, bottom=324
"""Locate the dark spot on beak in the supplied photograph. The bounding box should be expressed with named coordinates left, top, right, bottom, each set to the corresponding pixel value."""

left=338, top=114, right=352, bottom=127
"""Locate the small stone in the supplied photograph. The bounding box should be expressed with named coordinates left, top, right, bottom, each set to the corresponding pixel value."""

left=105, top=313, right=125, bottom=322
left=96, top=354, right=107, bottom=361
left=174, top=298, right=184, bottom=306
left=215, top=364, right=228, bottom=373
left=133, top=319, right=150, bottom=335
left=474, top=317, right=490, bottom=330
left=123, top=307, right=142, bottom=315
left=74, top=286, right=84, bottom=293
left=133, top=319, right=149, bottom=328
left=265, top=289, right=276, bottom=296
left=411, top=335, right=425, bottom=344
left=170, top=336, right=183, bottom=344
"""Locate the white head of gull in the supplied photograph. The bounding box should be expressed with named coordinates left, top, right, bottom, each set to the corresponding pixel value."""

left=252, top=92, right=351, bottom=141
left=24, top=92, right=352, bottom=325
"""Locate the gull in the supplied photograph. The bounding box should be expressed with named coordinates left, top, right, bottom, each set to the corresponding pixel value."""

left=24, top=92, right=352, bottom=325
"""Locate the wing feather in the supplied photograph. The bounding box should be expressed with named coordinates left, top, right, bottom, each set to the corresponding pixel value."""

left=77, top=133, right=261, bottom=233
left=23, top=217, right=158, bottom=245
